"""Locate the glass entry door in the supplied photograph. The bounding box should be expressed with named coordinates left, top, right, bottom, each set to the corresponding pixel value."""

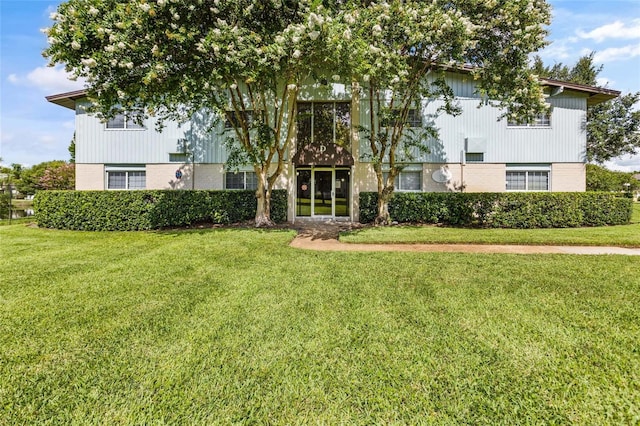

left=313, top=170, right=333, bottom=216
left=296, top=167, right=350, bottom=218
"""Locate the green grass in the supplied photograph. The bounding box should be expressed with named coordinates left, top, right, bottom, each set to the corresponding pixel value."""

left=1, top=225, right=639, bottom=424
left=342, top=203, right=640, bottom=247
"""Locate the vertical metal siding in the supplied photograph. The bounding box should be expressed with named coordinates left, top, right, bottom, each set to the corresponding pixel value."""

left=76, top=73, right=587, bottom=166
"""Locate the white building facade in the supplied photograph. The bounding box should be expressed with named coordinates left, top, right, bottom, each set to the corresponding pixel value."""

left=47, top=70, right=618, bottom=222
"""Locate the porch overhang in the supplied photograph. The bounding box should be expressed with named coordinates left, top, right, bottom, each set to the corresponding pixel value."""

left=292, top=143, right=354, bottom=166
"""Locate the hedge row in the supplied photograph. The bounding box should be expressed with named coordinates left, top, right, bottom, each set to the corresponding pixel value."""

left=33, top=189, right=287, bottom=231
left=359, top=192, right=633, bottom=228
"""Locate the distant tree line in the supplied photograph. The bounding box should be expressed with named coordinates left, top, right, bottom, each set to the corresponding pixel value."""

left=586, top=164, right=638, bottom=195
left=0, top=160, right=75, bottom=197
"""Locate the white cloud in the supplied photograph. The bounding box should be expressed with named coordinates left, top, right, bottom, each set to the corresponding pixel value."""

left=596, top=77, right=615, bottom=88
left=62, top=120, right=75, bottom=130
left=7, top=65, right=85, bottom=94
left=593, top=44, right=640, bottom=63
left=576, top=19, right=640, bottom=43
left=538, top=40, right=573, bottom=62
left=605, top=154, right=640, bottom=172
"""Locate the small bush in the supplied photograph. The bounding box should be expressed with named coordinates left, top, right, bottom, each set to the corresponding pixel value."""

left=359, top=192, right=633, bottom=228
left=34, top=189, right=287, bottom=231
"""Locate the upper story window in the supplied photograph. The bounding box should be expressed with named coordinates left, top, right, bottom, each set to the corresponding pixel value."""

left=297, top=102, right=351, bottom=149
left=224, top=110, right=261, bottom=129
left=507, top=112, right=551, bottom=128
left=382, top=108, right=422, bottom=128
left=465, top=152, right=484, bottom=163
left=106, top=112, right=145, bottom=130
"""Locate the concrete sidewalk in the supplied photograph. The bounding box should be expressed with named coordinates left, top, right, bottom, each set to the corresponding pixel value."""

left=290, top=221, right=640, bottom=255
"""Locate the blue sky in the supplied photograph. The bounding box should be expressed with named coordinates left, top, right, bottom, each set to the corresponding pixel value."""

left=1, top=0, right=640, bottom=171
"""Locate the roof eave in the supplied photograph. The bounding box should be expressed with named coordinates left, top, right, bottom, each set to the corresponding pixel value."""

left=45, top=89, right=87, bottom=110
left=540, top=78, right=620, bottom=106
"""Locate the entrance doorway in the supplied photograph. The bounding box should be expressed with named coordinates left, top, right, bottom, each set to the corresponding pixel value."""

left=296, top=167, right=350, bottom=218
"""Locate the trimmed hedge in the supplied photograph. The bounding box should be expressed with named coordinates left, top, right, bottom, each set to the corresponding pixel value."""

left=359, top=192, right=633, bottom=228
left=34, top=189, right=287, bottom=231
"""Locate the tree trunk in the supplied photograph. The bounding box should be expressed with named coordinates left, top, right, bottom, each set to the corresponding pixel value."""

left=374, top=186, right=393, bottom=226
left=254, top=172, right=274, bottom=228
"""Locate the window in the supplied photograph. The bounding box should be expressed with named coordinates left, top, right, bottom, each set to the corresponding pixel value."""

left=506, top=170, right=549, bottom=191
left=107, top=170, right=146, bottom=190
left=406, top=108, right=422, bottom=127
left=224, top=110, right=261, bottom=129
left=169, top=153, right=189, bottom=162
left=507, top=113, right=551, bottom=127
left=225, top=171, right=257, bottom=190
left=465, top=152, right=484, bottom=162
left=382, top=108, right=421, bottom=128
left=383, top=170, right=422, bottom=191
left=106, top=112, right=145, bottom=129
left=297, top=102, right=351, bottom=150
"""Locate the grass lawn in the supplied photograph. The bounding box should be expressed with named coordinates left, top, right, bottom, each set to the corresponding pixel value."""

left=1, top=225, right=639, bottom=424
left=341, top=203, right=640, bottom=247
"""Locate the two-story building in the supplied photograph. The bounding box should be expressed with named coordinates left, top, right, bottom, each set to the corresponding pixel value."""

left=47, top=69, right=619, bottom=222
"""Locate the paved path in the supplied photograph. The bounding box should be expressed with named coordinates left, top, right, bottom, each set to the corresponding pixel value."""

left=291, top=221, right=640, bottom=255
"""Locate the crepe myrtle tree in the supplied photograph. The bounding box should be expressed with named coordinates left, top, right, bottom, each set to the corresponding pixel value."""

left=44, top=0, right=349, bottom=227
left=344, top=0, right=551, bottom=225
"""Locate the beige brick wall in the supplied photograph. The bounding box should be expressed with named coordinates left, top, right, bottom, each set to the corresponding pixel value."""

left=75, top=164, right=104, bottom=190
left=146, top=164, right=225, bottom=190
left=463, top=163, right=508, bottom=192
left=551, top=163, right=586, bottom=192
left=423, top=164, right=461, bottom=192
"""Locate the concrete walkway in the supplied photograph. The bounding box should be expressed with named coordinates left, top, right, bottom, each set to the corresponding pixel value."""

left=291, top=221, right=640, bottom=256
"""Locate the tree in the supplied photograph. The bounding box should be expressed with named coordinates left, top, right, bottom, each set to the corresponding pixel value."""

left=587, top=93, right=640, bottom=163
left=532, top=53, right=640, bottom=163
left=44, top=0, right=347, bottom=227
left=586, top=163, right=639, bottom=193
left=38, top=163, right=76, bottom=191
left=14, top=161, right=74, bottom=195
left=346, top=0, right=551, bottom=224
left=69, top=132, right=76, bottom=163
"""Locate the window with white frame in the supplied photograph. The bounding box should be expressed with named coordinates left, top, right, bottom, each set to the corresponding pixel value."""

left=106, top=168, right=146, bottom=190
left=383, top=169, right=422, bottom=191
left=507, top=112, right=551, bottom=127
left=225, top=171, right=258, bottom=190
left=506, top=168, right=549, bottom=191
left=106, top=112, right=145, bottom=129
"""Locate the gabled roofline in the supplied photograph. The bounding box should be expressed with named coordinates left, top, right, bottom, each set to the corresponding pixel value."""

left=45, top=72, right=621, bottom=110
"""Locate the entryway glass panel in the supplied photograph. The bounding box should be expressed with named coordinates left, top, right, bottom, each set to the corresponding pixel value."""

left=296, top=169, right=312, bottom=217
left=296, top=167, right=350, bottom=218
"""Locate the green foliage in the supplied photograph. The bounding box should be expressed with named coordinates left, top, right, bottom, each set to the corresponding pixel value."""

left=13, top=160, right=74, bottom=195
left=68, top=132, right=76, bottom=163
left=345, top=1, right=550, bottom=224
left=0, top=190, right=9, bottom=218
left=34, top=190, right=287, bottom=231
left=586, top=164, right=639, bottom=192
left=587, top=92, right=640, bottom=163
left=359, top=192, right=633, bottom=228
left=43, top=0, right=349, bottom=225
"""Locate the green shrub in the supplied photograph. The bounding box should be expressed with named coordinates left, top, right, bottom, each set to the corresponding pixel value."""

left=0, top=190, right=9, bottom=218
left=34, top=189, right=288, bottom=231
left=359, top=191, right=633, bottom=228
